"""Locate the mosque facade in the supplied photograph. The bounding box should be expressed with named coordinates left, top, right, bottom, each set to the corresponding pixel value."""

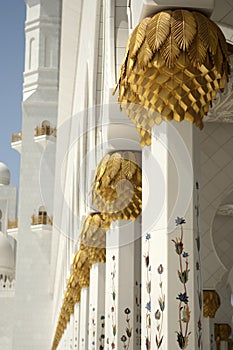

left=1, top=0, right=233, bottom=349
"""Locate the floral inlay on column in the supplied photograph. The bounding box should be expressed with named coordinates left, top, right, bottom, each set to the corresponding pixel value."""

left=99, top=315, right=105, bottom=350
left=120, top=308, right=132, bottom=349
left=195, top=182, right=203, bottom=349
left=91, top=307, right=96, bottom=349
left=135, top=281, right=141, bottom=346
left=110, top=255, right=117, bottom=349
left=74, top=317, right=78, bottom=349
left=144, top=233, right=152, bottom=350
left=172, top=217, right=191, bottom=349
left=155, top=264, right=165, bottom=349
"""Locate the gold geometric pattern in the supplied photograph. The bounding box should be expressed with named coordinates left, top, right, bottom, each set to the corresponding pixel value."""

left=114, top=10, right=230, bottom=146
left=92, top=151, right=142, bottom=221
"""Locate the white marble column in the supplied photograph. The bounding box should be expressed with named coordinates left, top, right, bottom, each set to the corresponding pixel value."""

left=66, top=320, right=71, bottom=350
left=105, top=219, right=141, bottom=350
left=63, top=328, right=68, bottom=350
left=79, top=288, right=90, bottom=350
left=141, top=121, right=202, bottom=350
left=222, top=343, right=229, bottom=350
left=88, top=263, right=106, bottom=350
left=69, top=314, right=74, bottom=349
left=203, top=317, right=215, bottom=350
left=74, top=303, right=80, bottom=350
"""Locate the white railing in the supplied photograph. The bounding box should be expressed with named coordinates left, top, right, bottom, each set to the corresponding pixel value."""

left=0, top=277, right=15, bottom=293
left=12, top=132, right=22, bottom=143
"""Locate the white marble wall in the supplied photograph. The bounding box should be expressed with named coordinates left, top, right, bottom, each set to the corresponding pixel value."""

left=12, top=0, right=61, bottom=349
left=0, top=185, right=17, bottom=233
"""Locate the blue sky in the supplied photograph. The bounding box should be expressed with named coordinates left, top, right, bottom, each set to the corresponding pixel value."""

left=0, top=1, right=26, bottom=187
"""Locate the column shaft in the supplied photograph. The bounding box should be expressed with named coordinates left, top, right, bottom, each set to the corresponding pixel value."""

left=105, top=220, right=141, bottom=350
left=141, top=122, right=202, bottom=350
left=88, top=263, right=106, bottom=350
left=79, top=288, right=89, bottom=350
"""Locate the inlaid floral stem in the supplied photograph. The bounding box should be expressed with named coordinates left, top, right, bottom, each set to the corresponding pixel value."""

left=145, top=233, right=151, bottom=350
left=172, top=217, right=191, bottom=349
left=195, top=182, right=203, bottom=349
left=120, top=308, right=132, bottom=350
left=99, top=315, right=105, bottom=350
left=135, top=281, right=141, bottom=346
left=155, top=264, right=165, bottom=349
left=91, top=307, right=96, bottom=350
left=110, top=256, right=117, bottom=349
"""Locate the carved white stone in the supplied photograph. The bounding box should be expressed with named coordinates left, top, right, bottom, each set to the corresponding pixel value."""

left=206, top=55, right=233, bottom=123
left=217, top=204, right=233, bottom=216
left=0, top=278, right=15, bottom=295
left=131, top=0, right=214, bottom=28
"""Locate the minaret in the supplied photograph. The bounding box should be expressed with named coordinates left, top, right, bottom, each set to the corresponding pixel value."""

left=13, top=1, right=61, bottom=349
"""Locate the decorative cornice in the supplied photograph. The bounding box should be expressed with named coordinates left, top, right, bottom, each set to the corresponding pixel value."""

left=203, top=290, right=221, bottom=318
left=217, top=204, right=233, bottom=217
left=25, top=17, right=61, bottom=33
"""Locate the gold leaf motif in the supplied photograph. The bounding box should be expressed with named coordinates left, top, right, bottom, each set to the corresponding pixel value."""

left=94, top=153, right=110, bottom=182
left=212, top=44, right=224, bottom=76
left=207, top=20, right=219, bottom=56
left=114, top=37, right=131, bottom=94
left=192, top=12, right=209, bottom=49
left=193, top=12, right=218, bottom=56
left=92, top=213, right=102, bottom=227
left=130, top=17, right=151, bottom=58
left=172, top=10, right=196, bottom=50
left=122, top=159, right=137, bottom=180
left=146, top=11, right=172, bottom=51
left=105, top=153, right=122, bottom=179
left=216, top=25, right=230, bottom=65
left=137, top=39, right=154, bottom=68
left=188, top=35, right=208, bottom=66
left=160, top=32, right=180, bottom=68
left=188, top=13, right=209, bottom=66
left=123, top=151, right=137, bottom=163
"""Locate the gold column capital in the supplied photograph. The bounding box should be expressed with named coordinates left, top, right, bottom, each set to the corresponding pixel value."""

left=203, top=290, right=221, bottom=318
left=92, top=151, right=142, bottom=221
left=114, top=10, right=230, bottom=146
left=214, top=323, right=232, bottom=341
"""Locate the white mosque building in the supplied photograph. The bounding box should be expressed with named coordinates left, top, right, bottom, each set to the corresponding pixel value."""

left=0, top=162, right=17, bottom=348
left=1, top=0, right=233, bottom=349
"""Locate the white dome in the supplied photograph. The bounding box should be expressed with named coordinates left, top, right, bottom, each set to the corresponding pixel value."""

left=0, top=162, right=10, bottom=185
left=0, top=232, right=14, bottom=278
